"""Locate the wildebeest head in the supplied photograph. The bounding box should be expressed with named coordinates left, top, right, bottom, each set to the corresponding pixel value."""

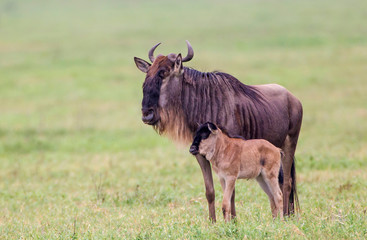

left=134, top=41, right=194, bottom=125
left=189, top=122, right=220, bottom=155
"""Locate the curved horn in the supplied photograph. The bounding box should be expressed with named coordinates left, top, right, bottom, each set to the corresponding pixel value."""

left=182, top=40, right=194, bottom=62
left=148, top=42, right=161, bottom=63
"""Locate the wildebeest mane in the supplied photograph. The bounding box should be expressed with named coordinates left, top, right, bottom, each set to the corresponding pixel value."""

left=183, top=68, right=263, bottom=103
left=155, top=66, right=271, bottom=144
left=182, top=67, right=269, bottom=137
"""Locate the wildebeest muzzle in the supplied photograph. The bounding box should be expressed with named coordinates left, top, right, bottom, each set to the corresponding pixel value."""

left=141, top=108, right=157, bottom=125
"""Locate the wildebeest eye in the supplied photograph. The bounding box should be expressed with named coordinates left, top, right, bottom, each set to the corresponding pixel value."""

left=159, top=70, right=167, bottom=78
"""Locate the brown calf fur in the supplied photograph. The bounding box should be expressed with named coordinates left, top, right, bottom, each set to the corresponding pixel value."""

left=190, top=122, right=283, bottom=221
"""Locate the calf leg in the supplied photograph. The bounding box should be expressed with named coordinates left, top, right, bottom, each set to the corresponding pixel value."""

left=222, top=176, right=236, bottom=222
left=231, top=188, right=236, bottom=220
left=264, top=175, right=283, bottom=219
left=220, top=178, right=236, bottom=220
left=220, top=178, right=226, bottom=191
left=196, top=154, right=216, bottom=222
left=256, top=175, right=277, bottom=217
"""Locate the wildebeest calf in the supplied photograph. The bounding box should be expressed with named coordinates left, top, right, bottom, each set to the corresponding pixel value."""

left=189, top=122, right=284, bottom=221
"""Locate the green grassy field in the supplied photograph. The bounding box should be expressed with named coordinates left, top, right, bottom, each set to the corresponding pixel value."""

left=1, top=0, right=367, bottom=239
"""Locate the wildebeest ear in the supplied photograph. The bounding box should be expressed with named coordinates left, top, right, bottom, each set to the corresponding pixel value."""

left=134, top=57, right=151, bottom=73
left=173, top=53, right=183, bottom=74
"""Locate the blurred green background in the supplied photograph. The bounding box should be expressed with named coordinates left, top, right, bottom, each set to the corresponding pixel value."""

left=0, top=0, right=366, bottom=239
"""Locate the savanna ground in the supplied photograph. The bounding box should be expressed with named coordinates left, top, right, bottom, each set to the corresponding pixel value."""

left=0, top=0, right=366, bottom=239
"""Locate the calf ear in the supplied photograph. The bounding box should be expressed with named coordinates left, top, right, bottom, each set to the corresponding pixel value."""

left=134, top=57, right=151, bottom=73
left=207, top=123, right=218, bottom=134
left=173, top=54, right=183, bottom=75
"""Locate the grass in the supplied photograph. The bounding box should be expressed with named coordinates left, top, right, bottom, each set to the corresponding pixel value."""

left=0, top=0, right=367, bottom=239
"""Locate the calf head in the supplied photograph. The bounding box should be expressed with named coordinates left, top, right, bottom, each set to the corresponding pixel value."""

left=134, top=41, right=194, bottom=126
left=189, top=122, right=220, bottom=157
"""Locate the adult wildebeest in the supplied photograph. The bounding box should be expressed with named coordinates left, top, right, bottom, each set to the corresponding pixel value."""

left=134, top=41, right=302, bottom=222
left=189, top=122, right=284, bottom=221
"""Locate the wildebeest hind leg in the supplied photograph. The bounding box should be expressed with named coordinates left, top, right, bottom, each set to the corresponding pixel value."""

left=282, top=97, right=302, bottom=216
left=281, top=134, right=299, bottom=216
left=196, top=154, right=216, bottom=222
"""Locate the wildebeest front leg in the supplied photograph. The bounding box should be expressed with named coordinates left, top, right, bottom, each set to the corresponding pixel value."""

left=196, top=154, right=216, bottom=222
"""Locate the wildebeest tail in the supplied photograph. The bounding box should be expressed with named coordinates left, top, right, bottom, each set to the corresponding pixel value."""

left=289, top=157, right=300, bottom=214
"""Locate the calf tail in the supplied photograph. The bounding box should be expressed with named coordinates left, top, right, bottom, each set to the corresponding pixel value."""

left=278, top=164, right=284, bottom=186
left=278, top=150, right=284, bottom=186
